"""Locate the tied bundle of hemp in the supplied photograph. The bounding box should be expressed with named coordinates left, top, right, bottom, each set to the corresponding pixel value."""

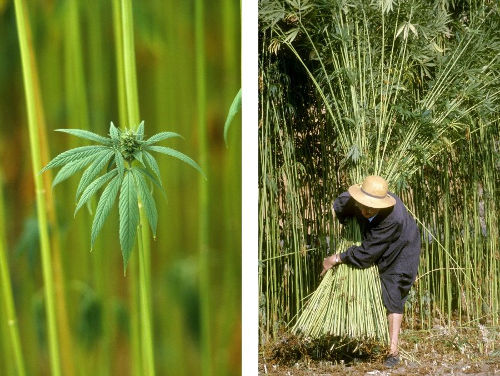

left=292, top=239, right=388, bottom=343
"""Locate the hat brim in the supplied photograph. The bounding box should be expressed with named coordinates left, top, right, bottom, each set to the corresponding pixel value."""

left=348, top=184, right=396, bottom=209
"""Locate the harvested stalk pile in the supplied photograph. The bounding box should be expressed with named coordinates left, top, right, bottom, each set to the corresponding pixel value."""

left=292, top=239, right=388, bottom=343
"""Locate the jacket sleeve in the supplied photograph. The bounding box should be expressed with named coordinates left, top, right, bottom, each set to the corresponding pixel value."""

left=333, top=192, right=355, bottom=224
left=339, top=220, right=400, bottom=269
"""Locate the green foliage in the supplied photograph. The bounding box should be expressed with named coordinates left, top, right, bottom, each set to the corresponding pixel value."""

left=74, top=170, right=117, bottom=216
left=259, top=0, right=500, bottom=340
left=142, top=151, right=163, bottom=182
left=75, top=150, right=114, bottom=199
left=260, top=0, right=500, bottom=183
left=55, top=129, right=112, bottom=145
left=131, top=169, right=158, bottom=238
left=52, top=153, right=102, bottom=188
left=143, top=132, right=183, bottom=145
left=41, top=146, right=107, bottom=174
left=119, top=172, right=139, bottom=272
left=147, top=145, right=206, bottom=179
left=91, top=173, right=121, bottom=250
left=42, top=121, right=203, bottom=271
left=223, top=88, right=242, bottom=146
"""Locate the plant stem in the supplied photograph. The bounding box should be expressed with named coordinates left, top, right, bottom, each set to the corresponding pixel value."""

left=36, top=13, right=76, bottom=376
left=0, top=173, right=26, bottom=376
left=85, top=1, right=113, bottom=373
left=112, top=0, right=128, bottom=128
left=195, top=0, right=211, bottom=374
left=137, top=217, right=155, bottom=375
left=14, top=0, right=61, bottom=375
left=121, top=0, right=140, bottom=126
left=112, top=3, right=143, bottom=374
left=119, top=0, right=155, bottom=374
left=220, top=0, right=241, bottom=372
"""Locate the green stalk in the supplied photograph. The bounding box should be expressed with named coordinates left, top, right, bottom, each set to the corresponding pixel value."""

left=0, top=272, right=8, bottom=375
left=119, top=0, right=155, bottom=374
left=62, top=4, right=94, bottom=372
left=121, top=0, right=140, bottom=127
left=63, top=1, right=92, bottom=318
left=195, top=0, right=211, bottom=374
left=36, top=12, right=76, bottom=376
left=0, top=286, right=12, bottom=376
left=112, top=1, right=142, bottom=375
left=220, top=0, right=241, bottom=371
left=112, top=0, right=128, bottom=128
left=13, top=0, right=61, bottom=374
left=86, top=1, right=113, bottom=373
left=0, top=172, right=26, bottom=376
left=137, top=221, right=154, bottom=374
left=153, top=0, right=186, bottom=371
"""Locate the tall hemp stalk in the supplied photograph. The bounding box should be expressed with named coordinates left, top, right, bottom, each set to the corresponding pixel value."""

left=119, top=0, right=155, bottom=374
left=15, top=2, right=77, bottom=375
left=259, top=0, right=500, bottom=341
left=220, top=0, right=241, bottom=372
left=111, top=1, right=142, bottom=373
left=63, top=0, right=91, bottom=282
left=195, top=0, right=212, bottom=374
left=19, top=3, right=78, bottom=375
left=14, top=0, right=62, bottom=374
left=85, top=1, right=113, bottom=373
left=0, top=172, right=26, bottom=376
left=151, top=1, right=173, bottom=371
left=152, top=1, right=186, bottom=371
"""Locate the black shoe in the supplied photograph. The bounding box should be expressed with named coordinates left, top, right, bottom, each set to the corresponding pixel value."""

left=383, top=354, right=400, bottom=368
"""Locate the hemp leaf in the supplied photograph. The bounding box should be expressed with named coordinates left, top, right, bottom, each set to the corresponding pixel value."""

left=42, top=121, right=204, bottom=271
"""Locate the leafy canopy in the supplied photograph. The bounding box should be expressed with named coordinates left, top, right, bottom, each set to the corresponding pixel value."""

left=42, top=121, right=204, bottom=272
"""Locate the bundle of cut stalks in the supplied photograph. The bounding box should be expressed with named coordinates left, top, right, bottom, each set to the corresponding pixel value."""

left=292, top=239, right=388, bottom=343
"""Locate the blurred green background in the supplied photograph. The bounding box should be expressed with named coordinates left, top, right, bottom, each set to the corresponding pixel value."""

left=0, top=0, right=241, bottom=375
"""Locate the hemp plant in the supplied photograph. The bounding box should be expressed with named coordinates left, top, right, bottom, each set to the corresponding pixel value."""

left=42, top=121, right=203, bottom=272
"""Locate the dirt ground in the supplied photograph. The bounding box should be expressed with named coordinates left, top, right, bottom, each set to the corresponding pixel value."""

left=259, top=326, right=499, bottom=375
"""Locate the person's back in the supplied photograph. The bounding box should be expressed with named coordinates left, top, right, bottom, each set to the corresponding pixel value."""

left=379, top=193, right=420, bottom=277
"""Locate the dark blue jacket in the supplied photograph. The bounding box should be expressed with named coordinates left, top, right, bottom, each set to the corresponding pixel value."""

left=334, top=192, right=421, bottom=279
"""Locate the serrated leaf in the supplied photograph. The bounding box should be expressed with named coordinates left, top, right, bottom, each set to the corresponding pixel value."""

left=52, top=153, right=100, bottom=187
left=132, top=168, right=157, bottom=237
left=224, top=88, right=242, bottom=146
left=75, top=150, right=114, bottom=200
left=119, top=172, right=139, bottom=271
left=106, top=158, right=115, bottom=172
left=136, top=121, right=144, bottom=141
left=144, top=132, right=183, bottom=145
left=137, top=167, right=167, bottom=200
left=41, top=145, right=108, bottom=173
left=115, top=150, right=125, bottom=178
left=143, top=151, right=162, bottom=183
left=75, top=169, right=117, bottom=216
left=109, top=121, right=120, bottom=141
left=56, top=129, right=112, bottom=145
left=90, top=174, right=122, bottom=249
left=146, top=145, right=206, bottom=179
left=133, top=150, right=145, bottom=166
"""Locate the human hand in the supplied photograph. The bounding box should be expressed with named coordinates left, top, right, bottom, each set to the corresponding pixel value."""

left=320, top=254, right=340, bottom=276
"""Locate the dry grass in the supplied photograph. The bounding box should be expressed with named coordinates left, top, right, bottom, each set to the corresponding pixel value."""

left=259, top=326, right=499, bottom=375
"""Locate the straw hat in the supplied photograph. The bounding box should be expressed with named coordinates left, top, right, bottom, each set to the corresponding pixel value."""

left=348, top=175, right=396, bottom=209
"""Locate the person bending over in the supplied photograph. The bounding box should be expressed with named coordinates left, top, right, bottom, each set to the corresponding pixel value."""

left=321, top=175, right=421, bottom=368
